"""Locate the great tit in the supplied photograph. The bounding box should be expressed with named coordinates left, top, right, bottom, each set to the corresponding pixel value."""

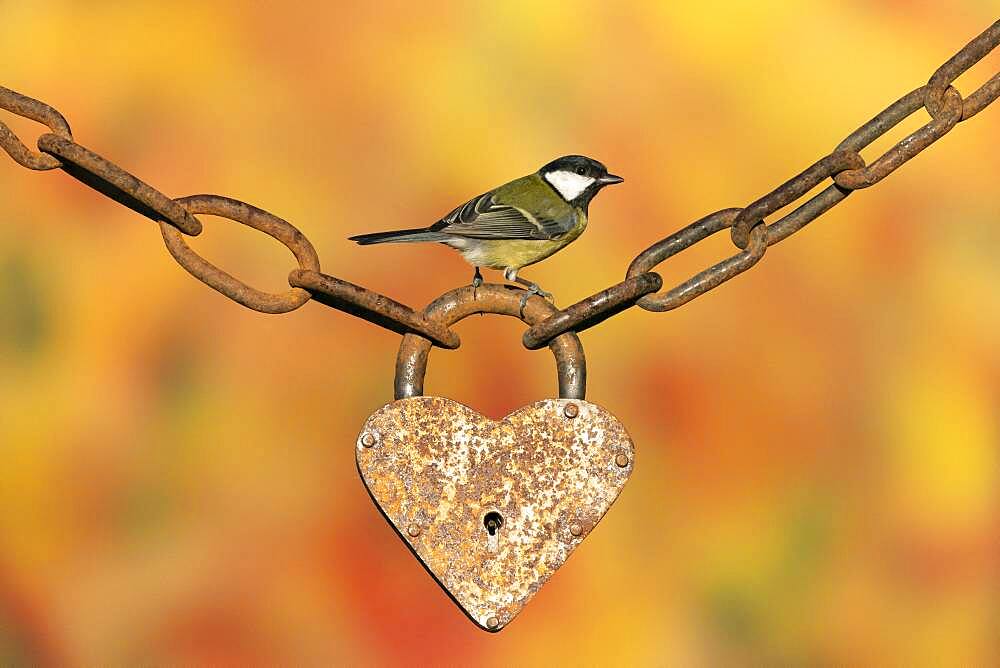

left=349, top=155, right=623, bottom=308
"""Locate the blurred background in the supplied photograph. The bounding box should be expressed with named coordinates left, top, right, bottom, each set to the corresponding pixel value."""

left=1, top=1, right=998, bottom=665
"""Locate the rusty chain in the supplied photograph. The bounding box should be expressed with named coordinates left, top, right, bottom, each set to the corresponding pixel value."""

left=0, top=87, right=460, bottom=348
left=1, top=20, right=997, bottom=355
left=524, top=19, right=999, bottom=348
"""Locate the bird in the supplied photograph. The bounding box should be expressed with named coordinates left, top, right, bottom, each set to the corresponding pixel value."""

left=349, top=155, right=623, bottom=311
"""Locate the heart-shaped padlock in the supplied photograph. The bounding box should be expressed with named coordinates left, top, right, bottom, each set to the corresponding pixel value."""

left=356, top=285, right=634, bottom=632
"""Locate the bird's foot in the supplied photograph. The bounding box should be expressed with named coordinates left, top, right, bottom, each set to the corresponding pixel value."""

left=503, top=268, right=553, bottom=316
left=518, top=283, right=554, bottom=317
left=471, top=267, right=484, bottom=300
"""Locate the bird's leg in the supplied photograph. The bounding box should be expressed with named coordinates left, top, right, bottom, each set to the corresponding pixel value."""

left=471, top=266, right=483, bottom=300
left=504, top=267, right=553, bottom=316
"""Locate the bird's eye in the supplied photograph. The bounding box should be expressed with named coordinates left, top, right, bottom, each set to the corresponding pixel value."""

left=576, top=167, right=586, bottom=175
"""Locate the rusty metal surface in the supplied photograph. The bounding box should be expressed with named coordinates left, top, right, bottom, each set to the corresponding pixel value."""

left=160, top=194, right=319, bottom=314
left=394, top=284, right=586, bottom=401
left=288, top=269, right=461, bottom=348
left=0, top=19, right=998, bottom=348
left=627, top=210, right=768, bottom=313
left=729, top=151, right=865, bottom=249
left=834, top=87, right=963, bottom=190
left=357, top=396, right=634, bottom=632
left=521, top=272, right=662, bottom=350
left=0, top=86, right=71, bottom=170
left=926, top=21, right=1000, bottom=120
left=0, top=85, right=465, bottom=343
left=39, top=133, right=203, bottom=235
left=523, top=20, right=999, bottom=343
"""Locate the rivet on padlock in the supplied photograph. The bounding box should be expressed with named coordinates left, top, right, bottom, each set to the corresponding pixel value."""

left=356, top=284, right=635, bottom=633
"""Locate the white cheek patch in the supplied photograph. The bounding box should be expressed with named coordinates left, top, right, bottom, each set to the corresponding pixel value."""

left=544, top=170, right=596, bottom=201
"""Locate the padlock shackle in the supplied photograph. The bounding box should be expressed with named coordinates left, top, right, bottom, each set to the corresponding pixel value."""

left=395, top=284, right=587, bottom=400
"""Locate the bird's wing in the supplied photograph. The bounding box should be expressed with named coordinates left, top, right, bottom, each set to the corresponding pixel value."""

left=430, top=191, right=573, bottom=240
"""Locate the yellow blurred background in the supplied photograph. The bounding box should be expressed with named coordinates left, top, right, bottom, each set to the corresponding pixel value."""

left=1, top=2, right=998, bottom=665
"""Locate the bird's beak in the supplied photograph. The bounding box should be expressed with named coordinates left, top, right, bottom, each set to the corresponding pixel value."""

left=599, top=173, right=624, bottom=185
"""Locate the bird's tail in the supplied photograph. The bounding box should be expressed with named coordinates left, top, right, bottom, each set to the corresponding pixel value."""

left=349, top=228, right=448, bottom=245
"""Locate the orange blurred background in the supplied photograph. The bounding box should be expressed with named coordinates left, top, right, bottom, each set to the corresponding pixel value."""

left=1, top=2, right=998, bottom=665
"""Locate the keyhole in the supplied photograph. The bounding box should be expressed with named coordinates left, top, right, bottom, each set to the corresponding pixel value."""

left=484, top=511, right=503, bottom=536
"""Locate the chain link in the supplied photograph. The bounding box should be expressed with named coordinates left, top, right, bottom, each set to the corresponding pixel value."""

left=624, top=209, right=767, bottom=312
left=833, top=86, right=963, bottom=191
left=0, top=89, right=462, bottom=348
left=287, top=269, right=460, bottom=348
left=159, top=194, right=318, bottom=313
left=39, top=133, right=203, bottom=235
left=527, top=18, right=999, bottom=345
left=926, top=21, right=1000, bottom=121
left=1, top=20, right=997, bottom=354
left=0, top=86, right=71, bottom=170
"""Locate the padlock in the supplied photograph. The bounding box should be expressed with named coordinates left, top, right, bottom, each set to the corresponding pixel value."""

left=356, top=284, right=635, bottom=632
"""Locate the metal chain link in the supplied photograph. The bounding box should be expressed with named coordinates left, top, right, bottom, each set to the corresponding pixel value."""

left=524, top=19, right=999, bottom=348
left=1, top=19, right=997, bottom=354
left=0, top=85, right=460, bottom=349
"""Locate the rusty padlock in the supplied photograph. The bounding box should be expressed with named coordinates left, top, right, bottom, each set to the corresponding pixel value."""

left=356, top=284, right=635, bottom=632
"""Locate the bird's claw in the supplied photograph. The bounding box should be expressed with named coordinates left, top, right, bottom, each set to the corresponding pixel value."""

left=518, top=284, right=553, bottom=317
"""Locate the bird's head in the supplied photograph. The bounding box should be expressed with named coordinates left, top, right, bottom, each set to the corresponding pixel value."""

left=539, top=155, right=623, bottom=207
